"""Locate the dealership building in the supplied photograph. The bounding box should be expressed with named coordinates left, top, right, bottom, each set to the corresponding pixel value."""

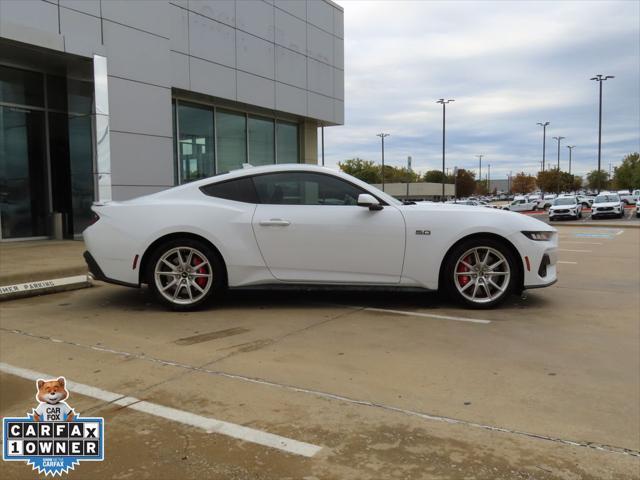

left=0, top=0, right=344, bottom=240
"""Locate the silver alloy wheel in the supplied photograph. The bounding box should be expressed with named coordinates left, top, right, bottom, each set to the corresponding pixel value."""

left=454, top=246, right=511, bottom=304
left=154, top=247, right=213, bottom=305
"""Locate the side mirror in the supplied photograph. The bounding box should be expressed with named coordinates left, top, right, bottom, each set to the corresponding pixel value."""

left=357, top=193, right=383, bottom=211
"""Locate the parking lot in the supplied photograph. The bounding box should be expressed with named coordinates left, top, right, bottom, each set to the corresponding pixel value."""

left=1, top=225, right=639, bottom=479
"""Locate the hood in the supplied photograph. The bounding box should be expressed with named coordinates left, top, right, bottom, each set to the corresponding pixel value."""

left=402, top=202, right=555, bottom=232
left=550, top=204, right=577, bottom=210
left=593, top=201, right=620, bottom=208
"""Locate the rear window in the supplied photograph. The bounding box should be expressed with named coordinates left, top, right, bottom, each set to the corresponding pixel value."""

left=200, top=177, right=258, bottom=204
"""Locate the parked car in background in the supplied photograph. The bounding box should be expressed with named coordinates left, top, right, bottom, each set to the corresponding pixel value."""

left=636, top=202, right=640, bottom=218
left=576, top=195, right=594, bottom=209
left=549, top=196, right=582, bottom=221
left=617, top=190, right=636, bottom=205
left=632, top=189, right=640, bottom=204
left=504, top=197, right=538, bottom=212
left=537, top=194, right=556, bottom=210
left=591, top=193, right=624, bottom=219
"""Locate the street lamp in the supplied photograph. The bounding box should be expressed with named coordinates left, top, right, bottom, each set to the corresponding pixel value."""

left=436, top=98, right=454, bottom=200
left=537, top=122, right=550, bottom=171
left=475, top=154, right=483, bottom=184
left=321, top=125, right=325, bottom=166
left=566, top=145, right=575, bottom=175
left=553, top=136, right=565, bottom=170
left=553, top=136, right=565, bottom=194
left=487, top=163, right=491, bottom=193
left=590, top=74, right=614, bottom=193
left=376, top=133, right=390, bottom=191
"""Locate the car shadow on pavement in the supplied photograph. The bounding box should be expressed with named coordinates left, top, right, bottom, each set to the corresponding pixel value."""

left=89, top=281, right=551, bottom=314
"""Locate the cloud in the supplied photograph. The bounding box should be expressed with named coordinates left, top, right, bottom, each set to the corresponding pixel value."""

left=323, top=0, right=640, bottom=179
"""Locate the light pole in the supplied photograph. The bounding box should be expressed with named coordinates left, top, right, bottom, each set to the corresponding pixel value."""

left=537, top=121, right=550, bottom=171
left=566, top=145, right=575, bottom=174
left=553, top=136, right=565, bottom=194
left=590, top=74, right=614, bottom=193
left=553, top=136, right=565, bottom=170
left=487, top=163, right=491, bottom=193
left=376, top=133, right=390, bottom=191
left=436, top=98, right=454, bottom=200
left=476, top=154, right=483, bottom=183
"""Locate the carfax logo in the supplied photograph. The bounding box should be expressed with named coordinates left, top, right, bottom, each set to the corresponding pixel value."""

left=2, top=376, right=104, bottom=476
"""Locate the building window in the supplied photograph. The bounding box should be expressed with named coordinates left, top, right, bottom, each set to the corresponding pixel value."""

left=216, top=109, right=246, bottom=174
left=177, top=102, right=215, bottom=182
left=248, top=115, right=274, bottom=167
left=276, top=121, right=298, bottom=164
left=173, top=99, right=300, bottom=184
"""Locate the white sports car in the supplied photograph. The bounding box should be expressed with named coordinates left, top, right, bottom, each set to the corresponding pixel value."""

left=83, top=164, right=558, bottom=310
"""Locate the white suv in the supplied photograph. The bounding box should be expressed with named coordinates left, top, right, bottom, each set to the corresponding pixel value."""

left=549, top=196, right=582, bottom=221
left=591, top=193, right=624, bottom=219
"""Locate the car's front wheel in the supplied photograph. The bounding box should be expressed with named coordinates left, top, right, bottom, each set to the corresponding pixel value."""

left=146, top=238, right=224, bottom=310
left=443, top=238, right=518, bottom=309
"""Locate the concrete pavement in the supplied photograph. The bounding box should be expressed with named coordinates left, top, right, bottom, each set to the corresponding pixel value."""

left=1, top=226, right=639, bottom=479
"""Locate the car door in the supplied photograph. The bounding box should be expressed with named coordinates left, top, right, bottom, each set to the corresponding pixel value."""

left=251, top=171, right=406, bottom=284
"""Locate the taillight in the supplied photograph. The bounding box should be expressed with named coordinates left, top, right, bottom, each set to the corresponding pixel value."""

left=90, top=212, right=100, bottom=225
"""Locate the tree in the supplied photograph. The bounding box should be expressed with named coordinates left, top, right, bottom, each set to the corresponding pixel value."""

left=511, top=172, right=536, bottom=194
left=586, top=169, right=610, bottom=191
left=423, top=170, right=454, bottom=184
left=475, top=181, right=488, bottom=195
left=613, top=152, right=640, bottom=190
left=423, top=170, right=445, bottom=183
left=338, top=158, right=381, bottom=184
left=455, top=169, right=476, bottom=197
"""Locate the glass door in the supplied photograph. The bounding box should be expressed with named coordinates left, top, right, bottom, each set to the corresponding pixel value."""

left=0, top=106, right=48, bottom=239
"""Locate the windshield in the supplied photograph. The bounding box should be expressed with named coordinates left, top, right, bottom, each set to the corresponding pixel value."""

left=553, top=197, right=576, bottom=206
left=594, top=195, right=619, bottom=203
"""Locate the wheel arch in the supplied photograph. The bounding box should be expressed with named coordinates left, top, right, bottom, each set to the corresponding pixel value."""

left=138, top=232, right=228, bottom=286
left=437, top=232, right=524, bottom=292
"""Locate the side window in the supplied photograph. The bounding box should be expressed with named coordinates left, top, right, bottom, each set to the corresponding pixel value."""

left=200, top=177, right=258, bottom=203
left=252, top=172, right=368, bottom=206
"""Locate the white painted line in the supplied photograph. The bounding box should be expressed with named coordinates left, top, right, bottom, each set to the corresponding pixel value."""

left=363, top=307, right=491, bottom=324
left=558, top=249, right=592, bottom=253
left=557, top=261, right=578, bottom=264
left=560, top=241, right=603, bottom=245
left=0, top=362, right=322, bottom=458
left=0, top=275, right=89, bottom=296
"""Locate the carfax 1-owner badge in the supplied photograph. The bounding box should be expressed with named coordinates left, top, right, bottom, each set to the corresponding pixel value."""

left=2, top=376, right=104, bottom=476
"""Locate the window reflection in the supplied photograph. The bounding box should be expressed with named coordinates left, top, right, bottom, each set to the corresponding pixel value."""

left=216, top=109, right=247, bottom=174
left=178, top=103, right=215, bottom=182
left=248, top=116, right=274, bottom=167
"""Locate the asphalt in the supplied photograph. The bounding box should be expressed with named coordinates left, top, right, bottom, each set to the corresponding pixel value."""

left=1, top=226, right=639, bottom=479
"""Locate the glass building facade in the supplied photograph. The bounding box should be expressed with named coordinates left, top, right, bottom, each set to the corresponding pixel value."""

left=173, top=99, right=300, bottom=184
left=0, top=65, right=94, bottom=240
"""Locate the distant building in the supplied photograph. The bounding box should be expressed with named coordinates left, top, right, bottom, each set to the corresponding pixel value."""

left=371, top=183, right=455, bottom=201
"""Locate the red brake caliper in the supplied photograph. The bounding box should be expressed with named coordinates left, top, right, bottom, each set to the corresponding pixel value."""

left=192, top=256, right=207, bottom=288
left=457, top=255, right=472, bottom=287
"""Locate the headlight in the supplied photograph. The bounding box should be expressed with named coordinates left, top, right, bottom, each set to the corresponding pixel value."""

left=522, top=231, right=554, bottom=241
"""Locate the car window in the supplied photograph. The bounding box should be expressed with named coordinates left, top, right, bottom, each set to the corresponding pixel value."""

left=553, top=197, right=576, bottom=205
left=200, top=177, right=258, bottom=203
left=252, top=172, right=368, bottom=206
left=594, top=195, right=620, bottom=203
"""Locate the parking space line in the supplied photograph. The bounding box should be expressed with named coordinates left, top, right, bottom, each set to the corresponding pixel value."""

left=362, top=307, right=491, bottom=324
left=560, top=241, right=603, bottom=245
left=557, top=261, right=578, bottom=264
left=0, top=362, right=323, bottom=458
left=558, top=249, right=592, bottom=253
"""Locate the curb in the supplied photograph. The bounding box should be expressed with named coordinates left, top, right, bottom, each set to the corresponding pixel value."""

left=0, top=275, right=92, bottom=301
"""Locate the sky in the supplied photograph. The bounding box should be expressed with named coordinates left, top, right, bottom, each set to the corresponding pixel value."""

left=322, top=0, right=640, bottom=180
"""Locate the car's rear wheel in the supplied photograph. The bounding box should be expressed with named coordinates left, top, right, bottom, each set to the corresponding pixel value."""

left=146, top=238, right=223, bottom=310
left=443, top=238, right=517, bottom=309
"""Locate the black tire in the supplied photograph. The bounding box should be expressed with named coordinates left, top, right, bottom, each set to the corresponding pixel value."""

left=146, top=238, right=225, bottom=311
left=592, top=214, right=599, bottom=220
left=442, top=237, right=519, bottom=309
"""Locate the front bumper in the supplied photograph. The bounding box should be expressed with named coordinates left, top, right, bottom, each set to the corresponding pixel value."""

left=508, top=232, right=558, bottom=290
left=549, top=209, right=578, bottom=217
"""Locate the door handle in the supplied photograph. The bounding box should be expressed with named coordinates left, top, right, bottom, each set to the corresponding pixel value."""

left=259, top=219, right=291, bottom=227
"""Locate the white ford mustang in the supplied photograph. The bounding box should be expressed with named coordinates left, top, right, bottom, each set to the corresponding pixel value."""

left=83, top=164, right=558, bottom=310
